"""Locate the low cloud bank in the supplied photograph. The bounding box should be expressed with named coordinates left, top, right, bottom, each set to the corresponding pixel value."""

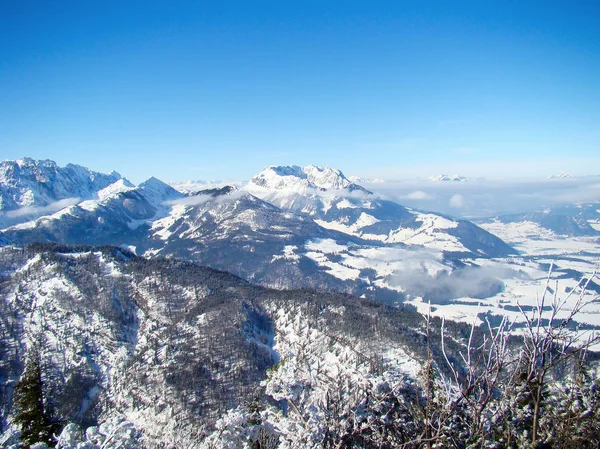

left=0, top=197, right=81, bottom=221
left=389, top=263, right=525, bottom=303
left=163, top=189, right=248, bottom=207
left=363, top=176, right=600, bottom=219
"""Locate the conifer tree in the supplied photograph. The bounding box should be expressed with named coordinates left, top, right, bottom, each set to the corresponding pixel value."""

left=12, top=351, right=56, bottom=448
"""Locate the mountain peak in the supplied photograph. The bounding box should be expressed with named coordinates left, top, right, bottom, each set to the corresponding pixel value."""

left=139, top=176, right=165, bottom=187
left=302, top=165, right=353, bottom=189
left=97, top=178, right=135, bottom=200
left=248, top=164, right=357, bottom=192
left=138, top=176, right=185, bottom=204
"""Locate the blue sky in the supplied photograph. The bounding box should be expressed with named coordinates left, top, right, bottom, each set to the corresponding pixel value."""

left=1, top=1, right=599, bottom=183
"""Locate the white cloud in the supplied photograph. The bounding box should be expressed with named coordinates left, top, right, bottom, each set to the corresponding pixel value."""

left=449, top=194, right=465, bottom=208
left=361, top=175, right=600, bottom=218
left=357, top=156, right=600, bottom=180
left=2, top=197, right=81, bottom=219
left=401, top=190, right=433, bottom=200
left=163, top=189, right=247, bottom=207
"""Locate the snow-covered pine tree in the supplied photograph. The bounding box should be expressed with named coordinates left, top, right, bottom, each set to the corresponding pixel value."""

left=12, top=349, right=59, bottom=448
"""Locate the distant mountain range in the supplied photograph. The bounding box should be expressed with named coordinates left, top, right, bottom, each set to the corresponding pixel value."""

left=549, top=172, right=573, bottom=179
left=0, top=159, right=516, bottom=303
left=429, top=174, right=468, bottom=182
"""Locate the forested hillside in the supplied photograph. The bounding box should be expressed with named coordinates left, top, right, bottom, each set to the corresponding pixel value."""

left=0, top=244, right=598, bottom=448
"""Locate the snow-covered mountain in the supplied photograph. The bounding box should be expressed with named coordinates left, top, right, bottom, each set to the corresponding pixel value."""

left=0, top=158, right=123, bottom=213
left=3, top=176, right=184, bottom=247
left=4, top=182, right=421, bottom=300
left=1, top=160, right=598, bottom=448
left=1, top=159, right=516, bottom=304
left=0, top=158, right=129, bottom=230
left=248, top=165, right=369, bottom=192
left=429, top=174, right=468, bottom=182
left=145, top=189, right=367, bottom=289
left=246, top=165, right=514, bottom=257
left=549, top=172, right=573, bottom=179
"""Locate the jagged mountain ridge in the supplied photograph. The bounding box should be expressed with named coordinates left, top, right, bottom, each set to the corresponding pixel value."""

left=1, top=159, right=514, bottom=260
left=0, top=158, right=123, bottom=217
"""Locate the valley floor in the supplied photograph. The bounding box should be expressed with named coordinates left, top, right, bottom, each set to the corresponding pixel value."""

left=404, top=221, right=600, bottom=348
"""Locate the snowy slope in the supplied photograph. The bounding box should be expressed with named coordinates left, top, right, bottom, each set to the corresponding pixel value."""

left=144, top=190, right=401, bottom=297
left=144, top=189, right=512, bottom=302
left=97, top=178, right=135, bottom=200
